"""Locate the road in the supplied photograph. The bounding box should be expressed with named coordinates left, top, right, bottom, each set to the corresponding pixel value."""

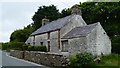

left=0, top=50, right=49, bottom=68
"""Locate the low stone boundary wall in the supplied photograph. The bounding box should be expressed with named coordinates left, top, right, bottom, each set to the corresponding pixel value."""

left=10, top=50, right=68, bottom=66
left=10, top=50, right=24, bottom=59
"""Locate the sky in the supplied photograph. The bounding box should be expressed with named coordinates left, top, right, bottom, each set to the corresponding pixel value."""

left=0, top=0, right=88, bottom=42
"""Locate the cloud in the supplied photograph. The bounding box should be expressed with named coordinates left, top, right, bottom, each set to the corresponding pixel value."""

left=0, top=0, right=88, bottom=42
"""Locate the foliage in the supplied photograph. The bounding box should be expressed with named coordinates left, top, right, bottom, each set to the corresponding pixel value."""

left=32, top=5, right=61, bottom=30
left=78, top=2, right=120, bottom=37
left=27, top=45, right=47, bottom=52
left=112, top=43, right=120, bottom=54
left=22, top=45, right=30, bottom=50
left=1, top=43, right=10, bottom=50
left=60, top=8, right=71, bottom=18
left=69, top=52, right=94, bottom=67
left=34, top=45, right=47, bottom=52
left=27, top=46, right=34, bottom=51
left=0, top=43, right=2, bottom=49
left=9, top=41, right=24, bottom=50
left=111, top=36, right=120, bottom=54
left=88, top=53, right=119, bottom=66
left=69, top=53, right=119, bottom=67
left=111, top=36, right=120, bottom=43
left=10, top=26, right=33, bottom=42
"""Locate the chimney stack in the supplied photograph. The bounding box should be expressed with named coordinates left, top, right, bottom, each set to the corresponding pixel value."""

left=42, top=16, right=49, bottom=26
left=71, top=5, right=82, bottom=15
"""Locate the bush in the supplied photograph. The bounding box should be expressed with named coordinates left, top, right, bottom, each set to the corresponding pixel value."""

left=88, top=53, right=120, bottom=66
left=9, top=41, right=24, bottom=50
left=112, top=43, right=120, bottom=54
left=111, top=36, right=120, bottom=54
left=0, top=43, right=2, bottom=49
left=2, top=43, right=10, bottom=50
left=69, top=52, right=94, bottom=67
left=34, top=45, right=47, bottom=52
left=28, top=46, right=34, bottom=51
left=22, top=45, right=30, bottom=50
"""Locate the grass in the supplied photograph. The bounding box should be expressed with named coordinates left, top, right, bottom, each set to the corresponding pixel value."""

left=88, top=53, right=120, bottom=67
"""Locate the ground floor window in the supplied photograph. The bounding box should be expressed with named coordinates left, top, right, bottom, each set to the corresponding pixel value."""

left=61, top=40, right=69, bottom=52
left=40, top=42, right=43, bottom=45
left=28, top=43, right=30, bottom=45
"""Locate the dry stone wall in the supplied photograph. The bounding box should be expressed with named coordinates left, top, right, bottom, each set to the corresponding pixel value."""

left=10, top=50, right=24, bottom=59
left=10, top=50, right=68, bottom=66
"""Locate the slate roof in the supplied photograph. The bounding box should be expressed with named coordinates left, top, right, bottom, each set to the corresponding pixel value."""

left=31, top=15, right=73, bottom=36
left=62, top=23, right=98, bottom=39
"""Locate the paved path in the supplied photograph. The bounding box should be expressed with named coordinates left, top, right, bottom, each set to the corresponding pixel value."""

left=0, top=50, right=49, bottom=68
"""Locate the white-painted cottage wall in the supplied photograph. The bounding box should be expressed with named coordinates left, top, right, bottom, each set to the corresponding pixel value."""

left=30, top=36, right=34, bottom=45
left=86, top=27, right=98, bottom=56
left=66, top=23, right=111, bottom=56
left=50, top=31, right=60, bottom=52
left=68, top=37, right=87, bottom=56
left=60, top=15, right=86, bottom=38
left=25, top=36, right=32, bottom=45
left=96, top=23, right=111, bottom=55
left=60, top=15, right=87, bottom=52
left=35, top=33, right=47, bottom=45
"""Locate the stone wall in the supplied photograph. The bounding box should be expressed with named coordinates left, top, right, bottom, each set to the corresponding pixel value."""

left=69, top=37, right=87, bottom=56
left=96, top=23, right=111, bottom=55
left=10, top=50, right=24, bottom=59
left=10, top=50, right=68, bottom=66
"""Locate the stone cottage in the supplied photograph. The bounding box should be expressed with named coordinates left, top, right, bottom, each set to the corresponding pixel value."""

left=25, top=6, right=111, bottom=56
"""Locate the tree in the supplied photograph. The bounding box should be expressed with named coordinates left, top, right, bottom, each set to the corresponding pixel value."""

left=10, top=28, right=33, bottom=42
left=60, top=8, right=71, bottom=18
left=78, top=2, right=120, bottom=37
left=32, top=5, right=60, bottom=30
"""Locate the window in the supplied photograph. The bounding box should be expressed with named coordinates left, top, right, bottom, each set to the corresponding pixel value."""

left=40, top=42, right=43, bottom=45
left=61, top=40, right=69, bottom=52
left=28, top=43, right=30, bottom=45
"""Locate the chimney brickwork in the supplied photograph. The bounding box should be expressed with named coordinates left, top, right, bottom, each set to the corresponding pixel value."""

left=71, top=5, right=82, bottom=15
left=42, top=16, right=49, bottom=26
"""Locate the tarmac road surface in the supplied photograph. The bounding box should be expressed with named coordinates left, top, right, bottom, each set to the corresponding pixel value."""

left=0, top=50, right=49, bottom=68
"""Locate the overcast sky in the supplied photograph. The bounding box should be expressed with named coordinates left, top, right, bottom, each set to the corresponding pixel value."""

left=0, top=0, right=89, bottom=42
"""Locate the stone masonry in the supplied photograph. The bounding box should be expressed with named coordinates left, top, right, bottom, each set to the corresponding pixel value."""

left=10, top=50, right=68, bottom=66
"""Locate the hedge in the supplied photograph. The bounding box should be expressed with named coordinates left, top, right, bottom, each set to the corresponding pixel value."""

left=27, top=45, right=47, bottom=52
left=22, top=45, right=30, bottom=50
left=34, top=45, right=47, bottom=52
left=28, top=46, right=34, bottom=51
